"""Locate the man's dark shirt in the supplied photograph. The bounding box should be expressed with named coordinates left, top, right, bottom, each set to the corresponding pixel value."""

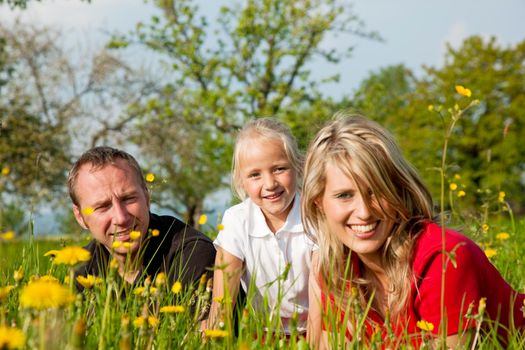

left=75, top=212, right=216, bottom=292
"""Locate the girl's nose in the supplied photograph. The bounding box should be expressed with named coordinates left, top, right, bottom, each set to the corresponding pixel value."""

left=263, top=173, right=277, bottom=190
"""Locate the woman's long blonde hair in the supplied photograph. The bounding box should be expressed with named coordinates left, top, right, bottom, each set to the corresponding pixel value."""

left=302, top=112, right=434, bottom=320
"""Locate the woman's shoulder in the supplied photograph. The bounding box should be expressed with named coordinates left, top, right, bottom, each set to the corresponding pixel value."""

left=413, top=222, right=484, bottom=268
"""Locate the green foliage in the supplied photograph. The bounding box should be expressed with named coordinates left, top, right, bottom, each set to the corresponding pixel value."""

left=109, top=0, right=377, bottom=222
left=350, top=36, right=525, bottom=214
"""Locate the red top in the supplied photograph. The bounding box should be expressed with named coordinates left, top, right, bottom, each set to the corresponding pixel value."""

left=321, top=222, right=525, bottom=347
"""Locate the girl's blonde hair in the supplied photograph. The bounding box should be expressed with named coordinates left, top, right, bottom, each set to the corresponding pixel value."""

left=232, top=117, right=303, bottom=200
left=302, top=112, right=433, bottom=320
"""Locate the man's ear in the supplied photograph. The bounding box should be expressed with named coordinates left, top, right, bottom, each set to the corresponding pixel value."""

left=73, top=205, right=88, bottom=230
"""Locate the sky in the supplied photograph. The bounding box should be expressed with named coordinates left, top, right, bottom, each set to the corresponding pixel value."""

left=1, top=0, right=525, bottom=234
left=1, top=0, right=524, bottom=96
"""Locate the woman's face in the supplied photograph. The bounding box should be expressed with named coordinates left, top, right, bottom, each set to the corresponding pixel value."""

left=318, top=161, right=394, bottom=266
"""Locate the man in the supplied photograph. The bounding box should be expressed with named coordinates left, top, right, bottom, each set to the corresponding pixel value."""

left=69, top=146, right=215, bottom=291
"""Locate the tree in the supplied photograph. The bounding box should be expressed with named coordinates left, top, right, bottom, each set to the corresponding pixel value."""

left=350, top=37, right=525, bottom=214
left=107, top=0, right=378, bottom=225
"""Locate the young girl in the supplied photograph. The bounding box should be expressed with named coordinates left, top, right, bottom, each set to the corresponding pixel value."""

left=303, top=114, right=525, bottom=348
left=209, top=118, right=314, bottom=335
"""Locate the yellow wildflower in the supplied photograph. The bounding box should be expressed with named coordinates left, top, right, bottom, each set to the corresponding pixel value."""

left=0, top=231, right=15, bottom=241
left=76, top=274, right=102, bottom=289
left=20, top=280, right=74, bottom=309
left=427, top=105, right=434, bottom=112
left=1, top=166, right=10, bottom=176
left=133, top=287, right=145, bottom=296
left=13, top=266, right=24, bottom=282
left=122, top=242, right=132, bottom=249
left=496, top=232, right=510, bottom=241
left=32, top=275, right=58, bottom=283
left=204, top=329, right=229, bottom=338
left=457, top=190, right=466, bottom=198
left=484, top=248, right=497, bottom=258
left=0, top=285, right=15, bottom=302
left=449, top=183, right=458, bottom=191
left=482, top=224, right=489, bottom=233
left=416, top=320, right=434, bottom=332
left=145, top=173, right=155, bottom=183
left=44, top=246, right=91, bottom=266
left=198, top=214, right=207, bottom=225
left=216, top=223, right=224, bottom=231
left=155, top=272, right=166, bottom=287
left=133, top=317, right=145, bottom=328
left=81, top=207, right=94, bottom=216
left=213, top=296, right=224, bottom=303
left=151, top=229, right=160, bottom=237
left=148, top=316, right=160, bottom=327
left=0, top=326, right=25, bottom=349
left=171, top=281, right=182, bottom=294
left=112, top=241, right=123, bottom=249
left=455, top=85, right=472, bottom=97
left=110, top=257, right=119, bottom=269
left=498, top=191, right=506, bottom=203
left=454, top=174, right=461, bottom=180
left=160, top=305, right=185, bottom=313
left=130, top=230, right=141, bottom=240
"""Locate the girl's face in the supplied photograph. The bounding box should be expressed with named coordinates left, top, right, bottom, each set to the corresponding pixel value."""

left=318, top=161, right=394, bottom=267
left=239, top=137, right=296, bottom=232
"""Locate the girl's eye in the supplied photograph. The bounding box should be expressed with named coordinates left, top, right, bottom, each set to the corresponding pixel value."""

left=248, top=173, right=260, bottom=179
left=274, top=166, right=288, bottom=173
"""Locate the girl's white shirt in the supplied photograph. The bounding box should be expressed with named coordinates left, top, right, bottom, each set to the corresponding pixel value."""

left=213, top=193, right=314, bottom=333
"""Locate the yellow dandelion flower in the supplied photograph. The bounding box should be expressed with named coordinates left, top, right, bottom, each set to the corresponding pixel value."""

left=81, top=207, right=94, bottom=216
left=122, top=242, right=132, bottom=249
left=145, top=173, right=155, bottom=183
left=133, top=287, right=145, bottom=296
left=457, top=190, right=466, bottom=198
left=0, top=285, right=15, bottom=302
left=416, top=320, right=434, bottom=332
left=1, top=166, right=10, bottom=176
left=148, top=316, right=160, bottom=327
left=155, top=272, right=166, bottom=287
left=484, top=248, right=497, bottom=258
left=133, top=317, right=145, bottom=328
left=449, top=183, right=458, bottom=191
left=112, top=241, right=123, bottom=249
left=171, top=281, right=182, bottom=294
left=198, top=214, right=207, bottom=225
left=13, top=266, right=24, bottom=282
left=0, top=326, right=25, bottom=349
left=32, top=275, right=58, bottom=283
left=498, top=191, right=506, bottom=203
left=455, top=85, right=472, bottom=97
left=130, top=230, right=141, bottom=240
left=427, top=105, right=434, bottom=112
left=0, top=231, right=15, bottom=241
left=482, top=224, right=489, bottom=233
left=454, top=174, right=461, bottom=180
left=216, top=223, right=224, bottom=231
left=151, top=229, right=160, bottom=237
left=76, top=274, right=102, bottom=289
left=204, top=329, right=229, bottom=338
left=496, top=232, right=510, bottom=241
left=44, top=246, right=91, bottom=266
left=20, top=280, right=74, bottom=309
left=160, top=305, right=185, bottom=313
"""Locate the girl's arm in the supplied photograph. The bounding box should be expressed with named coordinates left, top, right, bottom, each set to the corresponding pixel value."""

left=207, top=247, right=243, bottom=329
left=307, top=251, right=328, bottom=348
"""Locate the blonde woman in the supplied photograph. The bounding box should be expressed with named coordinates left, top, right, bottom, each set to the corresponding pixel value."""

left=303, top=114, right=525, bottom=348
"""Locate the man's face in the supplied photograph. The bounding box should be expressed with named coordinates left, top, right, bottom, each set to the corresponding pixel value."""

left=72, top=159, right=150, bottom=260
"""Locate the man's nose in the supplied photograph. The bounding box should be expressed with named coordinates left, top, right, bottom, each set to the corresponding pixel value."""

left=112, top=201, right=130, bottom=226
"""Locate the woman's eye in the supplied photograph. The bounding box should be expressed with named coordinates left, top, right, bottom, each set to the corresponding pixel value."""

left=335, top=192, right=353, bottom=199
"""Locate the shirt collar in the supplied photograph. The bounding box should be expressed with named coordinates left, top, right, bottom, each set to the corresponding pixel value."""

left=248, top=193, right=302, bottom=237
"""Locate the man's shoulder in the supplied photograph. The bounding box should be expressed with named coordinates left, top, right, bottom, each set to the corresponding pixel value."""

left=149, top=212, right=213, bottom=244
